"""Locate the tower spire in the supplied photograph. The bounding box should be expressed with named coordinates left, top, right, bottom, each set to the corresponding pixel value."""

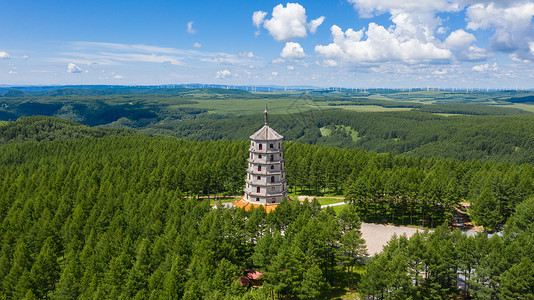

left=265, top=104, right=268, bottom=125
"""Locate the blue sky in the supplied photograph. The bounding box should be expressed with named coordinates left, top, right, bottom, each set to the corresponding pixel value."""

left=1, top=0, right=534, bottom=88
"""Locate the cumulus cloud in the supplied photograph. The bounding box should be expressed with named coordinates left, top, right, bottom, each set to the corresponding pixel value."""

left=472, top=63, right=498, bottom=72
left=466, top=2, right=534, bottom=60
left=253, top=11, right=267, bottom=28
left=253, top=3, right=324, bottom=41
left=67, top=63, right=82, bottom=73
left=287, top=65, right=295, bottom=70
left=315, top=24, right=451, bottom=65
left=0, top=51, right=10, bottom=59
left=272, top=71, right=278, bottom=76
left=193, top=42, right=202, bottom=48
left=216, top=69, right=232, bottom=78
left=281, top=42, right=306, bottom=59
left=444, top=29, right=489, bottom=61
left=309, top=16, right=325, bottom=34
left=187, top=21, right=197, bottom=34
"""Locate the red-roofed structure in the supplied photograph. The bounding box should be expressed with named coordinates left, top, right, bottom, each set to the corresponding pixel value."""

left=240, top=269, right=264, bottom=287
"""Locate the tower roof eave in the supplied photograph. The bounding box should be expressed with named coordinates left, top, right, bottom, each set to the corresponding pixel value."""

left=250, top=125, right=283, bottom=140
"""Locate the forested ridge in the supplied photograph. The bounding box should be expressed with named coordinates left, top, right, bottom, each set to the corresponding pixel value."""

left=148, top=110, right=534, bottom=164
left=1, top=116, right=534, bottom=298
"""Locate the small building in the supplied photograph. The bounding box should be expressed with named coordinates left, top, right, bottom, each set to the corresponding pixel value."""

left=234, top=105, right=289, bottom=211
left=240, top=269, right=264, bottom=287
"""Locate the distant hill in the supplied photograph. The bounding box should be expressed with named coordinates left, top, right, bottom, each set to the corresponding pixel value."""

left=2, top=89, right=30, bottom=97
left=0, top=116, right=136, bottom=145
left=507, top=95, right=534, bottom=103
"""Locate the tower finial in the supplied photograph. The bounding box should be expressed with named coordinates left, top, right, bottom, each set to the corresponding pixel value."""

left=265, top=104, right=268, bottom=125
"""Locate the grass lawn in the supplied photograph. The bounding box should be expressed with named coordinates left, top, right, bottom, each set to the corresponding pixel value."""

left=319, top=198, right=346, bottom=205
left=332, top=204, right=348, bottom=214
left=209, top=197, right=240, bottom=205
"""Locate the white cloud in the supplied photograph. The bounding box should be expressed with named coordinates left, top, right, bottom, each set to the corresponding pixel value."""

left=0, top=51, right=10, bottom=59
left=472, top=63, right=498, bottom=72
left=466, top=2, right=534, bottom=60
left=100, top=52, right=183, bottom=65
left=22, top=55, right=29, bottom=60
left=238, top=51, right=255, bottom=58
left=272, top=58, right=285, bottom=64
left=253, top=11, right=267, bottom=28
left=255, top=3, right=324, bottom=42
left=444, top=29, right=476, bottom=49
left=216, top=69, right=232, bottom=78
left=67, top=63, right=82, bottom=73
left=280, top=42, right=306, bottom=59
left=272, top=71, right=278, bottom=76
left=113, top=74, right=123, bottom=79
left=309, top=16, right=325, bottom=34
left=193, top=42, right=202, bottom=48
left=187, top=21, right=197, bottom=34
left=8, top=70, right=16, bottom=74
left=287, top=65, right=295, bottom=70
left=444, top=29, right=489, bottom=61
left=315, top=24, right=451, bottom=65
left=348, top=0, right=460, bottom=17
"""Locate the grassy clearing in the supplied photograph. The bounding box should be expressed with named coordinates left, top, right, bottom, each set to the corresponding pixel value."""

left=209, top=197, right=240, bottom=204
left=331, top=204, right=348, bottom=214
left=509, top=103, right=534, bottom=113
left=319, top=126, right=332, bottom=137
left=335, top=105, right=413, bottom=112
left=318, top=198, right=346, bottom=205
left=175, top=97, right=324, bottom=115
left=342, top=125, right=360, bottom=141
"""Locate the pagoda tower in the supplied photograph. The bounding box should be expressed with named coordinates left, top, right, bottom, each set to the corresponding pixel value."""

left=242, top=106, right=288, bottom=205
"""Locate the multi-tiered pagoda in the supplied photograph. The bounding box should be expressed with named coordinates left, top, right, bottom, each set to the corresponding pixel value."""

left=234, top=106, right=288, bottom=211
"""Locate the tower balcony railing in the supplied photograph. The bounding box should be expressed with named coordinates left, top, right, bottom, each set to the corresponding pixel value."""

left=244, top=191, right=288, bottom=198
left=246, top=168, right=286, bottom=175
left=245, top=179, right=287, bottom=187
left=248, top=147, right=284, bottom=154
left=247, top=158, right=285, bottom=165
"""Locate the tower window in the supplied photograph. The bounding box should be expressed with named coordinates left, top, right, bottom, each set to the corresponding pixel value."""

left=270, top=143, right=274, bottom=148
left=257, top=187, right=260, bottom=193
left=259, top=154, right=262, bottom=159
left=258, top=165, right=261, bottom=171
left=270, top=155, right=274, bottom=162
left=271, top=187, right=275, bottom=191
left=271, top=165, right=274, bottom=169
left=259, top=144, right=263, bottom=150
left=272, top=199, right=276, bottom=203
left=279, top=143, right=281, bottom=148
left=256, top=198, right=259, bottom=201
left=271, top=176, right=275, bottom=183
left=257, top=176, right=261, bottom=180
